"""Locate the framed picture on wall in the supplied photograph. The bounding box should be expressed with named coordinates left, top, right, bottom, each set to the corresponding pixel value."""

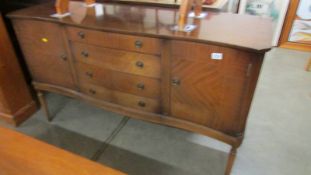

left=238, top=0, right=290, bottom=46
left=279, top=0, right=311, bottom=52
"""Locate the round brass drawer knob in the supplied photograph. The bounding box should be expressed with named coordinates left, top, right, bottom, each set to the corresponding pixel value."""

left=86, top=72, right=93, bottom=78
left=81, top=51, right=89, bottom=58
left=136, top=83, right=145, bottom=90
left=135, top=61, right=144, bottom=68
left=135, top=40, right=143, bottom=48
left=172, top=78, right=181, bottom=86
left=89, top=89, right=96, bottom=95
left=60, top=54, right=67, bottom=61
left=78, top=31, right=85, bottom=39
left=138, top=101, right=146, bottom=107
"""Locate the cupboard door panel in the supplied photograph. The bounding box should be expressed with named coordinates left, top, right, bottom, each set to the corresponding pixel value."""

left=12, top=19, right=75, bottom=89
left=171, top=41, right=252, bottom=135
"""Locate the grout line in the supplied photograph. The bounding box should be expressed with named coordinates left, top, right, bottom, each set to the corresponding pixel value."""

left=91, top=116, right=129, bottom=161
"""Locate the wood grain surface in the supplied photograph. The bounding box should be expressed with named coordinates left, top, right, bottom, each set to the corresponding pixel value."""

left=12, top=19, right=76, bottom=89
left=0, top=14, right=36, bottom=125
left=72, top=42, right=161, bottom=79
left=0, top=126, right=126, bottom=175
left=67, top=26, right=162, bottom=55
left=7, top=1, right=273, bottom=52
left=170, top=41, right=254, bottom=135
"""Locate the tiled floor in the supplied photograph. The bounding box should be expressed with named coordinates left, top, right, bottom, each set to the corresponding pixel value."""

left=1, top=48, right=311, bottom=175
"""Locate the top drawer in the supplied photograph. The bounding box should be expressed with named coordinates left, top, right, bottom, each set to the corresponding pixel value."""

left=66, top=27, right=162, bottom=55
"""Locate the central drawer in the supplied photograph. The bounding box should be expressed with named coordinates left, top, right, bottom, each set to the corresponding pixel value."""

left=76, top=63, right=161, bottom=99
left=72, top=42, right=161, bottom=79
left=80, top=83, right=160, bottom=113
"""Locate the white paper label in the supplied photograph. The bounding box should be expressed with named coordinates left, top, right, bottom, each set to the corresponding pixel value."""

left=211, top=53, right=223, bottom=60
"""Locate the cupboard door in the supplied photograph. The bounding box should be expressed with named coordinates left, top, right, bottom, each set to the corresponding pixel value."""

left=170, top=41, right=252, bottom=135
left=12, top=20, right=75, bottom=89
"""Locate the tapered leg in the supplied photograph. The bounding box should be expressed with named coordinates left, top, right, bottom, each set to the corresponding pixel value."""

left=37, top=91, right=52, bottom=121
left=305, top=58, right=311, bottom=71
left=225, top=147, right=237, bottom=175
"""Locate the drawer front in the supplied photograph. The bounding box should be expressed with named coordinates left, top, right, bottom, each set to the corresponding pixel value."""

left=80, top=83, right=160, bottom=113
left=77, top=63, right=160, bottom=99
left=76, top=63, right=112, bottom=89
left=80, top=83, right=112, bottom=102
left=72, top=42, right=161, bottom=78
left=112, top=72, right=160, bottom=99
left=12, top=19, right=75, bottom=89
left=67, top=27, right=161, bottom=55
left=113, top=91, right=160, bottom=113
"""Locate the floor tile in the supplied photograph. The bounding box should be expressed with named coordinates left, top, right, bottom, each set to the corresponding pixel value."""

left=32, top=93, right=126, bottom=142
left=17, top=117, right=103, bottom=159
left=15, top=92, right=127, bottom=159
left=50, top=99, right=126, bottom=142
left=232, top=48, right=311, bottom=175
left=98, top=119, right=227, bottom=175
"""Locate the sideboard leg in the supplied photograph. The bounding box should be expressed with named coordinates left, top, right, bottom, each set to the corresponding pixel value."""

left=225, top=147, right=237, bottom=175
left=305, top=58, right=311, bottom=72
left=37, top=91, right=52, bottom=122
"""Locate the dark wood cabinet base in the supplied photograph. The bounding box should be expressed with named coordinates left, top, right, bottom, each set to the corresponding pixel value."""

left=0, top=101, right=37, bottom=126
left=0, top=13, right=36, bottom=126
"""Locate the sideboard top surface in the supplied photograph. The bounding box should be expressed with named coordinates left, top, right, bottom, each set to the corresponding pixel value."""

left=7, top=1, right=273, bottom=53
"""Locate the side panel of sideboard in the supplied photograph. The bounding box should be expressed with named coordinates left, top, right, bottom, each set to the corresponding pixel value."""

left=12, top=19, right=76, bottom=89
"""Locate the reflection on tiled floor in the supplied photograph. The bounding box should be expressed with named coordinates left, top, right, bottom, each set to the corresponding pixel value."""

left=15, top=93, right=128, bottom=160
left=98, top=119, right=227, bottom=175
left=18, top=119, right=103, bottom=159
left=8, top=93, right=228, bottom=175
left=46, top=97, right=126, bottom=142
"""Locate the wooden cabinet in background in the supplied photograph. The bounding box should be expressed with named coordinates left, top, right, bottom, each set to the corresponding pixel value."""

left=8, top=2, right=273, bottom=175
left=0, top=14, right=36, bottom=126
left=278, top=0, right=311, bottom=71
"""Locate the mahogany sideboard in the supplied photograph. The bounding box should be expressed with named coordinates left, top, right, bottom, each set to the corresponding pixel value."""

left=8, top=2, right=273, bottom=175
left=0, top=13, right=36, bottom=126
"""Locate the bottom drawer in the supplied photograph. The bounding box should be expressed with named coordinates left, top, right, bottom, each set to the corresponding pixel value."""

left=80, top=84, right=160, bottom=113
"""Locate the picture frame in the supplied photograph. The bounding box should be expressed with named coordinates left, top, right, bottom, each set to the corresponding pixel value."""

left=279, top=0, right=311, bottom=52
left=238, top=0, right=290, bottom=46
